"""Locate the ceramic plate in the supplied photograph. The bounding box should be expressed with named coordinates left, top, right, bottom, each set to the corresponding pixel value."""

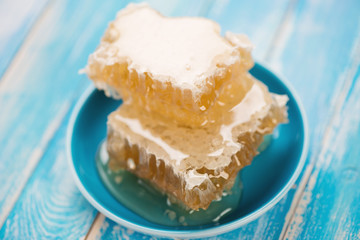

left=67, top=63, right=308, bottom=238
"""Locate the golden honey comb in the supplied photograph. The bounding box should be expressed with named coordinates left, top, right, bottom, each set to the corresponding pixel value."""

left=106, top=80, right=288, bottom=210
left=84, top=3, right=254, bottom=127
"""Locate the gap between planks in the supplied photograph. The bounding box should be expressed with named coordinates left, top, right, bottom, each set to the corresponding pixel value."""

left=84, top=213, right=104, bottom=240
left=7, top=0, right=352, bottom=237
left=279, top=32, right=360, bottom=239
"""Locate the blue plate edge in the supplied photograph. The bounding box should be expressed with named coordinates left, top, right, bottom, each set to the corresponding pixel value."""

left=66, top=62, right=309, bottom=238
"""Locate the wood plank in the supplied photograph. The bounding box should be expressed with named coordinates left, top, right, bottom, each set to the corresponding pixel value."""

left=213, top=0, right=360, bottom=238
left=0, top=0, right=139, bottom=230
left=1, top=0, right=358, bottom=239
left=0, top=112, right=98, bottom=239
left=206, top=0, right=290, bottom=59
left=267, top=0, right=360, bottom=238
left=0, top=0, right=49, bottom=78
left=283, top=35, right=360, bottom=239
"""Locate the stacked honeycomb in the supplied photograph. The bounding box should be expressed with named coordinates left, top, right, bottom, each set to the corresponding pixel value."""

left=85, top=3, right=288, bottom=210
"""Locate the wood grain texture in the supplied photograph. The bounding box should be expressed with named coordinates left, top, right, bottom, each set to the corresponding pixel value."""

left=206, top=0, right=290, bottom=60
left=0, top=0, right=49, bottom=79
left=270, top=0, right=360, bottom=238
left=0, top=112, right=98, bottom=239
left=0, top=0, right=137, bottom=230
left=1, top=0, right=360, bottom=239
left=283, top=30, right=360, bottom=239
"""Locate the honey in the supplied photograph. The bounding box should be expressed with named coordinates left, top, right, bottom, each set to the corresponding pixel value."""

left=96, top=140, right=243, bottom=226
left=107, top=80, right=288, bottom=210
left=85, top=3, right=289, bottom=212
left=84, top=3, right=255, bottom=127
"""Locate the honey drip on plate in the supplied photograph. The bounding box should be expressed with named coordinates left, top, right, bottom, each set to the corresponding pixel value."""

left=105, top=80, right=286, bottom=210
left=96, top=141, right=243, bottom=226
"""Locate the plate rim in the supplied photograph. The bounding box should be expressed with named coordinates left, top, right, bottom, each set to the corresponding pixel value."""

left=66, top=62, right=309, bottom=238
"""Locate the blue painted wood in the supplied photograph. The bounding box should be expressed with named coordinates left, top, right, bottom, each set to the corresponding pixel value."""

left=206, top=0, right=290, bottom=59
left=0, top=0, right=138, bottom=228
left=0, top=112, right=98, bottom=239
left=203, top=0, right=360, bottom=238
left=285, top=73, right=360, bottom=239
left=281, top=3, right=360, bottom=236
left=0, top=0, right=360, bottom=239
left=210, top=0, right=360, bottom=238
left=0, top=0, right=49, bottom=79
left=268, top=0, right=360, bottom=238
left=271, top=0, right=360, bottom=150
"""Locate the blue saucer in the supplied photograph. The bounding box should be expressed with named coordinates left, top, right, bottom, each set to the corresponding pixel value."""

left=67, top=63, right=308, bottom=238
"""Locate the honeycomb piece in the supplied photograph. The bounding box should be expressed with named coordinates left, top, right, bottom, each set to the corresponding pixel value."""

left=107, top=80, right=288, bottom=210
left=84, top=3, right=254, bottom=127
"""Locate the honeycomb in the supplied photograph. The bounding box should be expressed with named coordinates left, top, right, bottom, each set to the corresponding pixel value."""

left=85, top=3, right=289, bottom=210
left=107, top=80, right=288, bottom=210
left=84, top=3, right=254, bottom=127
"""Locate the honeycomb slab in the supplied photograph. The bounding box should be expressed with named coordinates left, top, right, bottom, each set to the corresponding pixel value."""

left=84, top=3, right=255, bottom=127
left=107, top=80, right=288, bottom=210
left=86, top=3, right=290, bottom=211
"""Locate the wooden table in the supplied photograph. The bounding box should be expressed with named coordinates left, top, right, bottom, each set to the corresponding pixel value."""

left=0, top=0, right=359, bottom=239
